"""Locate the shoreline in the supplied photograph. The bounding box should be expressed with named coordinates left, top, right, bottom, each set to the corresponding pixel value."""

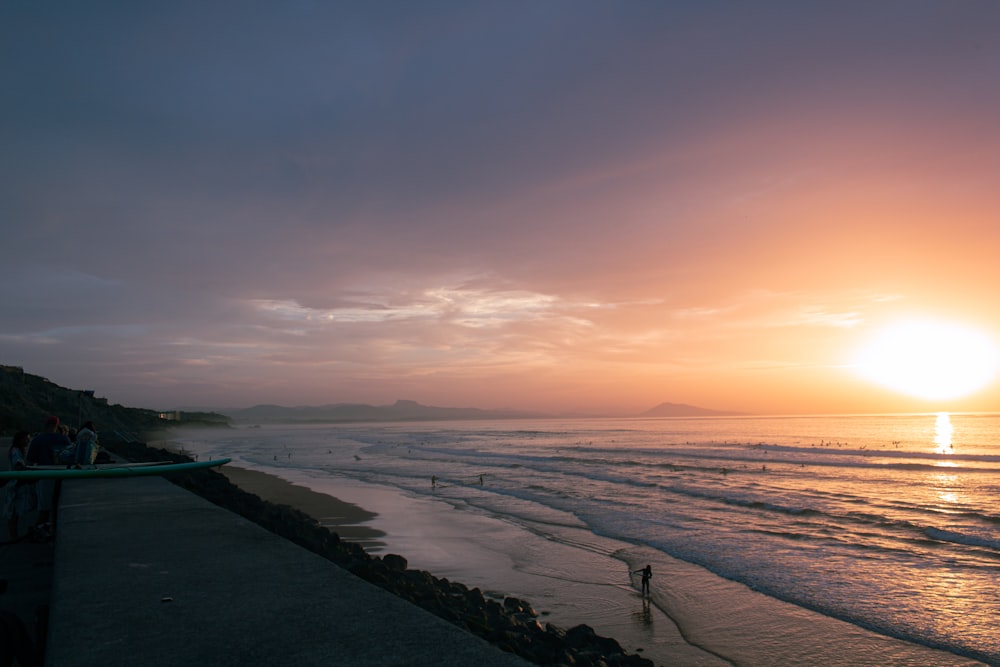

left=221, top=464, right=714, bottom=665
left=220, top=462, right=987, bottom=667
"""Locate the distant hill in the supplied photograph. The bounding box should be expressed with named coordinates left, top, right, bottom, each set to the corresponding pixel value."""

left=222, top=399, right=546, bottom=424
left=0, top=364, right=230, bottom=438
left=638, top=401, right=744, bottom=418
left=0, top=364, right=741, bottom=433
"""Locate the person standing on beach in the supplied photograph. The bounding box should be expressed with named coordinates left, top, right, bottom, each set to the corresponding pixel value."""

left=633, top=565, right=652, bottom=597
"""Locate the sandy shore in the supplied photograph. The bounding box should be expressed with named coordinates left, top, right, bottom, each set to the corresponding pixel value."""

left=220, top=466, right=385, bottom=547
left=147, top=433, right=382, bottom=547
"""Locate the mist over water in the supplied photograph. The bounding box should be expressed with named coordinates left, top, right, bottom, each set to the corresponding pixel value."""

left=177, top=413, right=1000, bottom=665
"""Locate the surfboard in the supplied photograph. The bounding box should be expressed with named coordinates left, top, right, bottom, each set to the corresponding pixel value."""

left=24, top=460, right=173, bottom=471
left=0, top=458, right=231, bottom=480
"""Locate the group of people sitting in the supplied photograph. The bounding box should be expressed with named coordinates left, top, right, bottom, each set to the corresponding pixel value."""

left=3, top=415, right=102, bottom=542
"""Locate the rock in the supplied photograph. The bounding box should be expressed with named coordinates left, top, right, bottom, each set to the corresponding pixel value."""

left=382, top=553, right=407, bottom=571
left=503, top=596, right=537, bottom=617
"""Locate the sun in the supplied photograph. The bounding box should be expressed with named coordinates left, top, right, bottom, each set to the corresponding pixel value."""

left=853, top=319, right=1000, bottom=401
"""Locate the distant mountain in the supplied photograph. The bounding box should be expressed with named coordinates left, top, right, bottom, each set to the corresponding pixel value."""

left=637, top=401, right=744, bottom=418
left=222, top=399, right=546, bottom=424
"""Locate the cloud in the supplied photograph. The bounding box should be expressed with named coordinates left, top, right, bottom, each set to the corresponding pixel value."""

left=4, top=3, right=1000, bottom=412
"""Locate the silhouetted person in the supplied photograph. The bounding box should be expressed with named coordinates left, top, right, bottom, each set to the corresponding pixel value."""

left=26, top=417, right=69, bottom=467
left=27, top=416, right=70, bottom=533
left=633, top=565, right=652, bottom=597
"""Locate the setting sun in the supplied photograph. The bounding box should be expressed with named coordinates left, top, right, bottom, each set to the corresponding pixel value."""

left=853, top=320, right=1000, bottom=401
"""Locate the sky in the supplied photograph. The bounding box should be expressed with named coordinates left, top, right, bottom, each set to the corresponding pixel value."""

left=3, top=2, right=1000, bottom=416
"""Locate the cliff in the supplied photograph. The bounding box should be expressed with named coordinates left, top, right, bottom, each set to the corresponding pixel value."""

left=0, top=365, right=229, bottom=438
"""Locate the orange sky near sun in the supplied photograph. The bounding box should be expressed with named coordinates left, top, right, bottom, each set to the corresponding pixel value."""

left=412, top=114, right=1000, bottom=415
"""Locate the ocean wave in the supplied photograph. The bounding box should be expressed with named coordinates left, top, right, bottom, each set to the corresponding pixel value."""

left=924, top=527, right=1000, bottom=551
left=419, top=442, right=1000, bottom=476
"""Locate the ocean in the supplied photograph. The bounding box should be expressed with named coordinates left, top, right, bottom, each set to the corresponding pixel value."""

left=173, top=413, right=1000, bottom=665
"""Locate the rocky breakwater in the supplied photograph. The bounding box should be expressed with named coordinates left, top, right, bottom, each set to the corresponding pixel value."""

left=109, top=440, right=655, bottom=667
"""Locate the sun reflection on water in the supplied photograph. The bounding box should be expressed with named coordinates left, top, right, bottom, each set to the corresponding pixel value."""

left=933, top=412, right=956, bottom=464
left=931, top=471, right=961, bottom=505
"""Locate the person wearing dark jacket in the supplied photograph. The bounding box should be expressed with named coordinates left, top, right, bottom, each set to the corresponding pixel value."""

left=26, top=416, right=71, bottom=532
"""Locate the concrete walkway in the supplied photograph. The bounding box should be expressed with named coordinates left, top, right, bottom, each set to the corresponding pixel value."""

left=45, top=475, right=529, bottom=666
left=0, top=526, right=52, bottom=664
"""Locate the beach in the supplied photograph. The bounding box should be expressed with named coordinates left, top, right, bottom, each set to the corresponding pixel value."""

left=217, top=461, right=985, bottom=667
left=220, top=466, right=385, bottom=547
left=164, top=415, right=1000, bottom=665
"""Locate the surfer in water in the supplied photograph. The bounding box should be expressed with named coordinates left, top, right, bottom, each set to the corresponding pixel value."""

left=633, top=565, right=652, bottom=597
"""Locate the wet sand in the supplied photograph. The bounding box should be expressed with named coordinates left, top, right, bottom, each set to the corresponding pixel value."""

left=219, top=466, right=385, bottom=548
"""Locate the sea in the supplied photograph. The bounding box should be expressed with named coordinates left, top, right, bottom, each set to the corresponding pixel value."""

left=172, top=412, right=1000, bottom=665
